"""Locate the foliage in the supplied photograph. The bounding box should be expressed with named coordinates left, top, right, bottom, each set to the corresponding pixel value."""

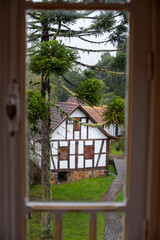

left=116, top=128, right=125, bottom=152
left=27, top=90, right=48, bottom=132
left=103, top=96, right=125, bottom=127
left=94, top=46, right=126, bottom=100
left=75, top=78, right=104, bottom=107
left=83, top=69, right=95, bottom=79
left=108, top=163, right=117, bottom=175
left=28, top=11, right=85, bottom=44
left=52, top=70, right=85, bottom=101
left=28, top=11, right=128, bottom=46
left=109, top=140, right=124, bottom=156
left=115, top=188, right=124, bottom=202
left=29, top=40, right=77, bottom=78
left=28, top=212, right=55, bottom=240
left=28, top=10, right=128, bottom=103
left=86, top=11, right=128, bottom=46
left=28, top=159, right=41, bottom=186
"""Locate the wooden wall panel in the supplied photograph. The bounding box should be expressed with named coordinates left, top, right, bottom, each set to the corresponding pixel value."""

left=59, top=146, right=68, bottom=160
left=74, top=118, right=80, bottom=131
left=85, top=145, right=93, bottom=159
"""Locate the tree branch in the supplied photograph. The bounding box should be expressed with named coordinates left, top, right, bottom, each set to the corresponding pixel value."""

left=75, top=60, right=125, bottom=75
left=57, top=76, right=75, bottom=96
left=62, top=75, right=77, bottom=87
left=53, top=20, right=61, bottom=40
left=65, top=45, right=123, bottom=53
left=78, top=36, right=109, bottom=44
left=27, top=81, right=41, bottom=88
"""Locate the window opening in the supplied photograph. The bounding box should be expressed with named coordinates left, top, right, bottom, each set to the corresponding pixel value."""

left=26, top=8, right=129, bottom=240
left=58, top=172, right=68, bottom=182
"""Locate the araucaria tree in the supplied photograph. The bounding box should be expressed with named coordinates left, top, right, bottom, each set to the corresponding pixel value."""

left=103, top=96, right=125, bottom=128
left=29, top=39, right=76, bottom=238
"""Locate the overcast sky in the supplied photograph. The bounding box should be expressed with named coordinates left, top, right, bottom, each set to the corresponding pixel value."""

left=27, top=10, right=117, bottom=66
left=58, top=15, right=116, bottom=66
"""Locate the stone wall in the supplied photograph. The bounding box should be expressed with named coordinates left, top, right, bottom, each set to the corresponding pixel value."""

left=51, top=169, right=108, bottom=184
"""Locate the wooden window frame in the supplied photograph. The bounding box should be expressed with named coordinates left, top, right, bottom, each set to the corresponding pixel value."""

left=1, top=0, right=160, bottom=239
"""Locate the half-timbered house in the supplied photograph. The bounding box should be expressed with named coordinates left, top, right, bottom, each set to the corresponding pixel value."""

left=32, top=98, right=117, bottom=183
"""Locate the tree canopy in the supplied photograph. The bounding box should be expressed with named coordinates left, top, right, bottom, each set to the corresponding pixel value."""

left=29, top=40, right=77, bottom=77
left=75, top=78, right=104, bottom=106
left=103, top=96, right=125, bottom=127
left=27, top=90, right=48, bottom=133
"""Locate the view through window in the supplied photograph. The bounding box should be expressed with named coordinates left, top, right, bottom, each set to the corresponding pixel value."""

left=26, top=9, right=129, bottom=239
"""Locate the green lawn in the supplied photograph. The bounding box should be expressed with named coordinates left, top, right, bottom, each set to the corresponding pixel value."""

left=28, top=165, right=116, bottom=240
left=115, top=188, right=124, bottom=202
left=115, top=189, right=125, bottom=218
left=109, top=141, right=124, bottom=155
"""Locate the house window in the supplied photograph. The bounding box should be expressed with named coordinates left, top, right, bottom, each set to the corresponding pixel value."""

left=58, top=172, right=68, bottom=182
left=73, top=117, right=81, bottom=131
left=59, top=146, right=69, bottom=160
left=0, top=0, right=154, bottom=239
left=85, top=145, right=94, bottom=159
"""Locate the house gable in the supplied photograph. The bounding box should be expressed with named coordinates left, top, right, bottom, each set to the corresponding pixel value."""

left=50, top=106, right=110, bottom=173
left=51, top=107, right=108, bottom=141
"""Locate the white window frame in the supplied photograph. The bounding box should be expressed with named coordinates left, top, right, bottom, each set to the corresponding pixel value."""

left=1, top=0, right=160, bottom=239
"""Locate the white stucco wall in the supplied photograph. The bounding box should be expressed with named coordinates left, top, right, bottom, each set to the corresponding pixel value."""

left=67, top=124, right=73, bottom=139
left=105, top=124, right=122, bottom=136
left=98, top=154, right=106, bottom=167
left=52, top=121, right=66, bottom=140
left=70, top=109, right=86, bottom=118
left=78, top=156, right=84, bottom=168
left=51, top=141, right=58, bottom=155
left=70, top=156, right=75, bottom=169
left=70, top=141, right=75, bottom=154
left=60, top=161, right=68, bottom=169
left=85, top=159, right=92, bottom=168
left=52, top=156, right=58, bottom=169
left=50, top=138, right=107, bottom=170
left=88, top=120, right=106, bottom=139
left=78, top=141, right=83, bottom=154
left=81, top=125, right=87, bottom=139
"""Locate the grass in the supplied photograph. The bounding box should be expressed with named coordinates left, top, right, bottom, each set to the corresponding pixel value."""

left=115, top=189, right=125, bottom=218
left=63, top=212, right=90, bottom=240
left=28, top=212, right=55, bottom=240
left=30, top=165, right=117, bottom=202
left=115, top=188, right=124, bottom=202
left=28, top=165, right=116, bottom=240
left=30, top=175, right=116, bottom=202
left=109, top=141, right=124, bottom=155
left=97, top=213, right=106, bottom=240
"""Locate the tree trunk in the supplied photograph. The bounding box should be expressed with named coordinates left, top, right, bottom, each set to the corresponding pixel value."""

left=40, top=12, right=52, bottom=239
left=41, top=79, right=52, bottom=239
left=41, top=116, right=52, bottom=238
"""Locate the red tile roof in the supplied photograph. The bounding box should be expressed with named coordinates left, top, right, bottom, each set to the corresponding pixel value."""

left=82, top=106, right=107, bottom=124
left=32, top=99, right=116, bottom=141
left=50, top=102, right=78, bottom=129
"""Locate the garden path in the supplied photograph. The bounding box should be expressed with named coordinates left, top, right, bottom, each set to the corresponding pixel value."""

left=100, top=157, right=125, bottom=240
